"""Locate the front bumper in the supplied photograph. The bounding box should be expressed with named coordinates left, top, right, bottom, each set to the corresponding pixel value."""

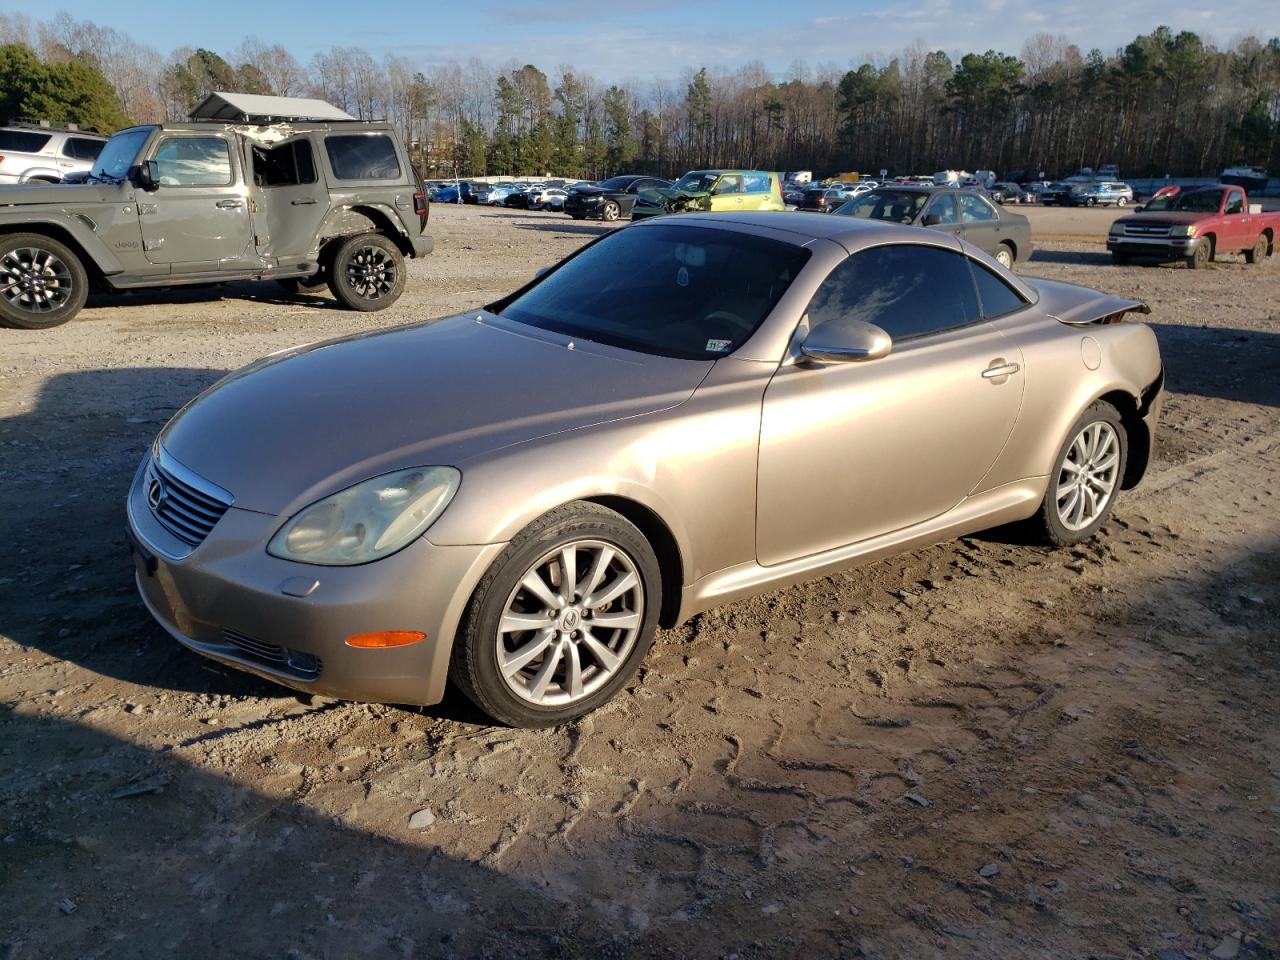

left=126, top=457, right=504, bottom=706
left=1106, top=235, right=1203, bottom=259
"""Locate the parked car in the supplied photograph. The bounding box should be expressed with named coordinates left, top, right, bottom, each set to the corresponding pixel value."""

left=563, top=175, right=673, bottom=221
left=0, top=105, right=432, bottom=330
left=0, top=123, right=108, bottom=184
left=530, top=187, right=568, bottom=210
left=990, top=182, right=1025, bottom=204
left=126, top=210, right=1163, bottom=727
left=1038, top=182, right=1074, bottom=206
left=503, top=185, right=540, bottom=209
left=630, top=169, right=785, bottom=220
left=832, top=185, right=1032, bottom=268
left=1068, top=181, right=1134, bottom=207
left=433, top=182, right=481, bottom=204
left=1106, top=185, right=1278, bottom=268
left=782, top=185, right=808, bottom=206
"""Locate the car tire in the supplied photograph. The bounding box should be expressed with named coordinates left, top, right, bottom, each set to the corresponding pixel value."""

left=1245, top=235, right=1269, bottom=264
left=1117, top=197, right=1128, bottom=207
left=450, top=501, right=662, bottom=728
left=601, top=201, right=621, bottom=222
left=327, top=233, right=406, bottom=311
left=1111, top=252, right=1131, bottom=266
left=994, top=243, right=1015, bottom=269
left=1187, top=239, right=1212, bottom=269
left=1031, top=401, right=1128, bottom=548
left=0, top=232, right=89, bottom=330
left=1087, top=198, right=1096, bottom=207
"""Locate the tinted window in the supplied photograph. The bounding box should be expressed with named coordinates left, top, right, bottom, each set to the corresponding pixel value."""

left=0, top=130, right=52, bottom=152
left=599, top=176, right=638, bottom=190
left=62, top=137, right=105, bottom=161
left=496, top=224, right=810, bottom=360
left=969, top=261, right=1027, bottom=318
left=152, top=136, right=231, bottom=186
left=959, top=194, right=997, bottom=222
left=1225, top=190, right=1244, bottom=215
left=807, top=244, right=980, bottom=341
left=834, top=190, right=929, bottom=224
left=925, top=193, right=959, bottom=224
left=743, top=172, right=771, bottom=193
left=252, top=139, right=316, bottom=186
left=325, top=134, right=401, bottom=180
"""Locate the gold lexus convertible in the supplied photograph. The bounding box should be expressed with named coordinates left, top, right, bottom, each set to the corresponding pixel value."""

left=127, top=212, right=1164, bottom=726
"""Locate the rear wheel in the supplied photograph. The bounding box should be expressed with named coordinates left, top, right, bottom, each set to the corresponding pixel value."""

left=450, top=502, right=662, bottom=727
left=1032, top=401, right=1127, bottom=547
left=0, top=233, right=89, bottom=330
left=1245, top=235, right=1269, bottom=264
left=993, top=243, right=1015, bottom=269
left=327, top=233, right=405, bottom=311
left=601, top=201, right=621, bottom=222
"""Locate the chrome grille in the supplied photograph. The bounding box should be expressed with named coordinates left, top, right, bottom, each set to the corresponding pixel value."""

left=1124, top=224, right=1172, bottom=237
left=146, top=452, right=231, bottom=547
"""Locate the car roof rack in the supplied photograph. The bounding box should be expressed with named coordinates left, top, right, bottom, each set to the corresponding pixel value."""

left=3, top=117, right=103, bottom=134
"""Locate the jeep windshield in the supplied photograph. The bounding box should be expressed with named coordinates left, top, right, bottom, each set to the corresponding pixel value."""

left=89, top=128, right=151, bottom=182
left=494, top=223, right=810, bottom=361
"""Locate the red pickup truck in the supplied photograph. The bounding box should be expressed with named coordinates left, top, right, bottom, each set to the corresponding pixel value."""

left=1106, top=185, right=1278, bottom=268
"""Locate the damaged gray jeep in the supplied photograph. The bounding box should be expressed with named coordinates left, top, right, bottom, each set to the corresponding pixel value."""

left=0, top=92, right=431, bottom=330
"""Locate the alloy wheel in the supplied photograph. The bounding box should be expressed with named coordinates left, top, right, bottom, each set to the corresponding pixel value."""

left=496, top=539, right=644, bottom=707
left=0, top=247, right=73, bottom=314
left=345, top=245, right=397, bottom=300
left=1055, top=421, right=1120, bottom=531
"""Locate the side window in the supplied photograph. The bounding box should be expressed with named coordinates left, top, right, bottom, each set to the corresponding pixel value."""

left=324, top=134, right=401, bottom=180
left=713, top=174, right=744, bottom=195
left=743, top=173, right=771, bottom=194
left=806, top=244, right=981, bottom=341
left=62, top=137, right=105, bottom=161
left=252, top=139, right=317, bottom=187
left=152, top=136, right=232, bottom=186
left=969, top=260, right=1027, bottom=318
left=959, top=194, right=997, bottom=222
left=1225, top=190, right=1244, bottom=215
left=0, top=131, right=53, bottom=152
left=925, top=193, right=959, bottom=224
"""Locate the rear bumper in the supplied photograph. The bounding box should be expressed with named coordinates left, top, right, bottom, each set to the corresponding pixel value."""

left=411, top=234, right=434, bottom=258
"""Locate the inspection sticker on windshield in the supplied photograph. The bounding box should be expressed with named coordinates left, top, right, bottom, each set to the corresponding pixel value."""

left=676, top=266, right=690, bottom=287
left=706, top=338, right=732, bottom=353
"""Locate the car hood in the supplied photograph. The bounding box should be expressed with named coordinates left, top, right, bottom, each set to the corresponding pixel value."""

left=1111, top=211, right=1212, bottom=227
left=159, top=313, right=713, bottom=515
left=0, top=181, right=123, bottom=205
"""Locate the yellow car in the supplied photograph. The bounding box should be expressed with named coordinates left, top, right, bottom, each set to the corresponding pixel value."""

left=630, top=169, right=785, bottom=219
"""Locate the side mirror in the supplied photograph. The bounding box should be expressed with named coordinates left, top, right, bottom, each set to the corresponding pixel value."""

left=800, top=318, right=892, bottom=364
left=137, top=160, right=160, bottom=191
left=922, top=213, right=942, bottom=226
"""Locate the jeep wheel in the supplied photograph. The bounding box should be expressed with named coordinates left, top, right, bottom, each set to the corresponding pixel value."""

left=328, top=234, right=406, bottom=312
left=0, top=233, right=89, bottom=330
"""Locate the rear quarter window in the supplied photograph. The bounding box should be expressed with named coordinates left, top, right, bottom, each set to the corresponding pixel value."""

left=969, top=261, right=1027, bottom=318
left=0, top=130, right=53, bottom=152
left=743, top=173, right=771, bottom=193
left=324, top=135, right=401, bottom=180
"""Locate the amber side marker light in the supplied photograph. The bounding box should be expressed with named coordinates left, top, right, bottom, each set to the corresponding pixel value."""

left=346, top=631, right=426, bottom=648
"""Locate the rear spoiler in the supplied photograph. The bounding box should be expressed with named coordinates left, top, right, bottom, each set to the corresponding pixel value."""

left=1025, top=278, right=1151, bottom=326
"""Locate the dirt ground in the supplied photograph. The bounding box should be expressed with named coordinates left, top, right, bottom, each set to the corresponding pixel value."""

left=1, top=204, right=1277, bottom=960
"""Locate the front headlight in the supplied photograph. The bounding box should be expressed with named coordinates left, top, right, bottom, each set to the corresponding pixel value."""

left=1108, top=222, right=1124, bottom=235
left=1170, top=225, right=1198, bottom=237
left=268, top=466, right=460, bottom=566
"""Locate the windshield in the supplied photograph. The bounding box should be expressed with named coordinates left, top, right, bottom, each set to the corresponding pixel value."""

left=1144, top=193, right=1176, bottom=211
left=496, top=223, right=811, bottom=360
left=90, top=128, right=151, bottom=182
left=673, top=172, right=719, bottom=194
left=1172, top=190, right=1224, bottom=213
left=833, top=190, right=930, bottom=224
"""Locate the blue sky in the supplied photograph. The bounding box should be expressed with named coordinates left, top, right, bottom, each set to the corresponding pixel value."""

left=46, top=0, right=1271, bottom=79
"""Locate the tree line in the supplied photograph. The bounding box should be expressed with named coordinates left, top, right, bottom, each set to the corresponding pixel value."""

left=1, top=12, right=1277, bottom=182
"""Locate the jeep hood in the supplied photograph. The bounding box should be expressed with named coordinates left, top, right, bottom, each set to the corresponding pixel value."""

left=0, top=182, right=123, bottom=206
left=159, top=313, right=713, bottom=515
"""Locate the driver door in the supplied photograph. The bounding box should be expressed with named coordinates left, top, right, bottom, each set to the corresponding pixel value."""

left=921, top=192, right=963, bottom=241
left=756, top=243, right=1023, bottom=566
left=708, top=173, right=745, bottom=211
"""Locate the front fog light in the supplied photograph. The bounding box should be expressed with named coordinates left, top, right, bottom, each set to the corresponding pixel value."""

left=268, top=466, right=460, bottom=566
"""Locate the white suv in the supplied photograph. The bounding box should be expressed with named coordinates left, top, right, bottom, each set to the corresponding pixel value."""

left=0, top=124, right=108, bottom=184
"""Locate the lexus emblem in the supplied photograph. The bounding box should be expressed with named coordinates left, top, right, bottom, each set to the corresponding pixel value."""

left=147, top=476, right=165, bottom=511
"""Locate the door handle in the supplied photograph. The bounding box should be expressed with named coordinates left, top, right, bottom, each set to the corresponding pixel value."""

left=215, top=198, right=244, bottom=209
left=291, top=197, right=317, bottom=205
left=982, top=360, right=1020, bottom=381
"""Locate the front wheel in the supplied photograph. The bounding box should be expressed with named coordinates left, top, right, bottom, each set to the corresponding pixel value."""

left=450, top=502, right=662, bottom=727
left=1032, top=401, right=1127, bottom=547
left=1245, top=235, right=1269, bottom=264
left=601, top=201, right=621, bottom=222
left=327, top=234, right=406, bottom=311
left=1117, top=197, right=1128, bottom=207
left=0, top=232, right=89, bottom=330
left=1187, top=240, right=1212, bottom=269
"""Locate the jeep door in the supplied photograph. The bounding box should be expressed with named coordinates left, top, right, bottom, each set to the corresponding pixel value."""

left=248, top=137, right=328, bottom=265
left=138, top=133, right=253, bottom=267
